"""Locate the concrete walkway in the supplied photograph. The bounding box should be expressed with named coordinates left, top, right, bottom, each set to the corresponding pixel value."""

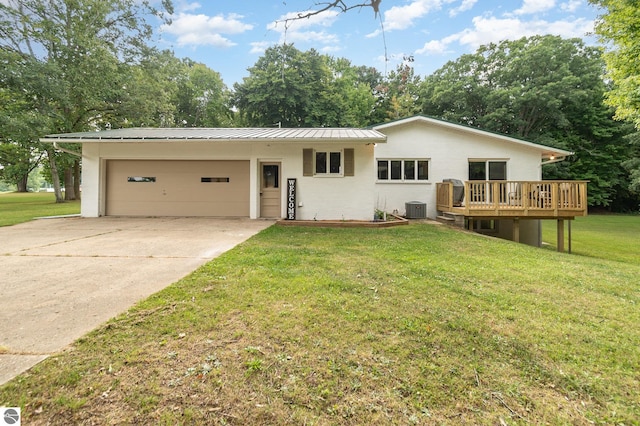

left=0, top=217, right=273, bottom=385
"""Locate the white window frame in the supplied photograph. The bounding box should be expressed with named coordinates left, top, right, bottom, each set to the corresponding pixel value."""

left=315, top=149, right=343, bottom=176
left=376, top=159, right=430, bottom=182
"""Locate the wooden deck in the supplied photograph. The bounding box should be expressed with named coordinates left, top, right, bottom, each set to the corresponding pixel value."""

left=436, top=181, right=588, bottom=219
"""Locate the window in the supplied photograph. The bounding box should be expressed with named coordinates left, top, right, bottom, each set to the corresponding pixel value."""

left=377, top=160, right=429, bottom=181
left=262, top=165, right=279, bottom=189
left=303, top=148, right=354, bottom=177
left=128, top=177, right=156, bottom=183
left=468, top=160, right=507, bottom=180
left=201, top=177, right=230, bottom=183
left=315, top=151, right=341, bottom=174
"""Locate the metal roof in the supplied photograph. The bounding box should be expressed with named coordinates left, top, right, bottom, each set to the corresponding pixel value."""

left=41, top=127, right=387, bottom=143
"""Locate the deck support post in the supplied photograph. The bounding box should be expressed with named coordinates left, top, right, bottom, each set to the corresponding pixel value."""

left=468, top=217, right=474, bottom=231
left=513, top=218, right=520, bottom=243
left=568, top=220, right=572, bottom=254
left=557, top=219, right=565, bottom=252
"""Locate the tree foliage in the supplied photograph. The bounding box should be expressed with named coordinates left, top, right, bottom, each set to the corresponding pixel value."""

left=591, top=0, right=640, bottom=128
left=420, top=35, right=635, bottom=208
left=233, top=44, right=381, bottom=127
left=233, top=45, right=326, bottom=127
left=0, top=0, right=173, bottom=198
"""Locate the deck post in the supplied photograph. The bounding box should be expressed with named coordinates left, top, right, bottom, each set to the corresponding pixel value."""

left=513, top=218, right=520, bottom=243
left=568, top=220, right=572, bottom=254
left=557, top=219, right=565, bottom=252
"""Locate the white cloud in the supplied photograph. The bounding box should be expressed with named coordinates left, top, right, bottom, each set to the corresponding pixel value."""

left=449, top=0, right=477, bottom=17
left=416, top=34, right=459, bottom=54
left=161, top=12, right=253, bottom=48
left=174, top=1, right=201, bottom=13
left=418, top=14, right=594, bottom=56
left=283, top=30, right=339, bottom=45
left=249, top=41, right=271, bottom=55
left=513, top=0, right=556, bottom=15
left=379, top=0, right=446, bottom=32
left=268, top=10, right=339, bottom=33
left=560, top=0, right=582, bottom=12
left=320, top=45, right=342, bottom=54
left=416, top=39, right=449, bottom=55
left=267, top=10, right=340, bottom=48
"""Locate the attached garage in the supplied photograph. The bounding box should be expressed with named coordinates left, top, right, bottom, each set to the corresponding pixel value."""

left=106, top=160, right=250, bottom=217
left=40, top=127, right=386, bottom=220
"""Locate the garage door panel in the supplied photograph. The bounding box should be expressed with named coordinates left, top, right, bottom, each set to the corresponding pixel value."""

left=106, top=160, right=249, bottom=217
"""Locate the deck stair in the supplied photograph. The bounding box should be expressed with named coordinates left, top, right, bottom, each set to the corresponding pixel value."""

left=436, top=211, right=465, bottom=227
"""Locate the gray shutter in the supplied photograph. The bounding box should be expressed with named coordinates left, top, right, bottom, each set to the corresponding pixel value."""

left=303, top=149, right=313, bottom=176
left=344, top=148, right=355, bottom=176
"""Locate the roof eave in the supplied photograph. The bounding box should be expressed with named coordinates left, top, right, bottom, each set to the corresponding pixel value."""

left=40, top=137, right=387, bottom=144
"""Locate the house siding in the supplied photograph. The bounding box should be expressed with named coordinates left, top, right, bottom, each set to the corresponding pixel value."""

left=81, top=141, right=375, bottom=221
left=374, top=118, right=546, bottom=246
left=374, top=120, right=544, bottom=219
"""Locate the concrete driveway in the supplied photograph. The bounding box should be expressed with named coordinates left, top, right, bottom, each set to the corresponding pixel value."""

left=0, top=217, right=273, bottom=385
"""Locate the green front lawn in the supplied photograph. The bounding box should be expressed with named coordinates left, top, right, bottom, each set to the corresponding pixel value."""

left=1, top=219, right=638, bottom=425
left=0, top=192, right=80, bottom=227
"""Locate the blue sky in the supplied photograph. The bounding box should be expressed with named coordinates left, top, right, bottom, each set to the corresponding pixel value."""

left=156, top=0, right=600, bottom=87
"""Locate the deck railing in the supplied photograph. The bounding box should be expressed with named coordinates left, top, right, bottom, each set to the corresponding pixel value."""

left=436, top=180, right=588, bottom=218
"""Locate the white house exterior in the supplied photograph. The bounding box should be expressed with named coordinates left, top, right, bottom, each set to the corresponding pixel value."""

left=41, top=115, right=577, bottom=247
left=372, top=115, right=574, bottom=246
left=42, top=128, right=386, bottom=221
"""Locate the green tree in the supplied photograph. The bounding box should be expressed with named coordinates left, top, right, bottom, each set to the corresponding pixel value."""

left=175, top=59, right=232, bottom=127
left=233, top=45, right=382, bottom=128
left=107, top=49, right=183, bottom=128
left=233, top=44, right=334, bottom=127
left=324, top=57, right=379, bottom=127
left=0, top=50, right=50, bottom=192
left=0, top=0, right=173, bottom=201
left=376, top=62, right=422, bottom=122
left=591, top=0, right=640, bottom=128
left=591, top=0, right=640, bottom=205
left=420, top=35, right=635, bottom=208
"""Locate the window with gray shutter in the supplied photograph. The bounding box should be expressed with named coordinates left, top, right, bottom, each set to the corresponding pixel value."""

left=303, top=148, right=313, bottom=176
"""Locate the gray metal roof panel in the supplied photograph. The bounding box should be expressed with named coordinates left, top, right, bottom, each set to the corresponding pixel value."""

left=41, top=127, right=387, bottom=142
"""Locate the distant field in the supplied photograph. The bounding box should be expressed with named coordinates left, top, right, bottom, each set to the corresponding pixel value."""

left=0, top=192, right=80, bottom=227
left=542, top=214, right=640, bottom=264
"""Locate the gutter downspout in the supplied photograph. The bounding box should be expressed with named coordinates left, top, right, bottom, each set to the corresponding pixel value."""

left=52, top=141, right=82, bottom=157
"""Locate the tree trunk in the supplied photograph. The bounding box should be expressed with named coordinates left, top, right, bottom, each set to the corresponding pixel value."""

left=73, top=159, right=81, bottom=201
left=64, top=167, right=75, bottom=200
left=46, top=148, right=64, bottom=203
left=16, top=175, right=29, bottom=192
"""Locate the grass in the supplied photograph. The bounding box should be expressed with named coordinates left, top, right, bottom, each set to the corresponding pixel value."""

left=1, top=216, right=638, bottom=425
left=0, top=192, right=80, bottom=227
left=542, top=214, right=640, bottom=264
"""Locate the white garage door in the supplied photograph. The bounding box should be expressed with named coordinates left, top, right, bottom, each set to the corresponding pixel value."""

left=106, top=160, right=250, bottom=217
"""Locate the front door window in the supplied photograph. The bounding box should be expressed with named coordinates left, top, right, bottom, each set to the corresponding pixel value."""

left=262, top=164, right=279, bottom=189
